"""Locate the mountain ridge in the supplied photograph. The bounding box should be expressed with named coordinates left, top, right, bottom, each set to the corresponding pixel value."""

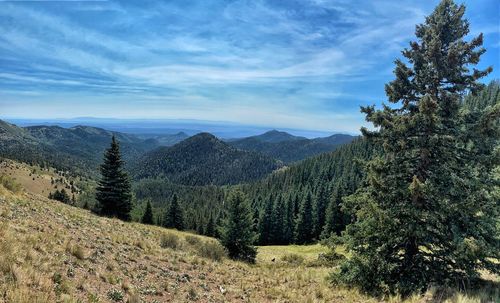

left=132, top=132, right=283, bottom=186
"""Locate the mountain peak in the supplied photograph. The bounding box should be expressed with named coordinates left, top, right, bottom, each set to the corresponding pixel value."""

left=255, top=130, right=304, bottom=143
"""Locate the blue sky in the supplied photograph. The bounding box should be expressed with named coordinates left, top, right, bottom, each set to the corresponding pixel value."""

left=0, top=0, right=498, bottom=133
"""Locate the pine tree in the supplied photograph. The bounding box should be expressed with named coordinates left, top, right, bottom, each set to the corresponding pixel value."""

left=95, top=136, right=132, bottom=221
left=313, top=175, right=329, bottom=239
left=270, top=194, right=286, bottom=244
left=219, top=190, right=257, bottom=263
left=142, top=200, right=154, bottom=225
left=163, top=194, right=184, bottom=230
left=50, top=188, right=71, bottom=204
left=205, top=213, right=215, bottom=237
left=321, top=186, right=344, bottom=239
left=333, top=0, right=496, bottom=296
left=283, top=195, right=295, bottom=244
left=258, top=194, right=274, bottom=245
left=294, top=190, right=314, bottom=244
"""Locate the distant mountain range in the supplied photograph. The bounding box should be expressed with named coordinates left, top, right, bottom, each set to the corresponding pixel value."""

left=131, top=133, right=283, bottom=186
left=0, top=119, right=355, bottom=183
left=6, top=117, right=336, bottom=138
left=227, top=130, right=356, bottom=163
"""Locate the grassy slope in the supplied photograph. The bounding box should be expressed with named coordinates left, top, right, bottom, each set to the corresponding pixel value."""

left=0, top=159, right=76, bottom=198
left=0, top=179, right=498, bottom=302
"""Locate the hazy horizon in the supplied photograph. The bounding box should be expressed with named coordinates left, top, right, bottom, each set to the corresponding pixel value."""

left=2, top=116, right=343, bottom=138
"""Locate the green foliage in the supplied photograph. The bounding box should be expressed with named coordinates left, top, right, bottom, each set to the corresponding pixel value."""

left=141, top=200, right=154, bottom=225
left=258, top=195, right=274, bottom=245
left=219, top=190, right=257, bottom=263
left=332, top=0, right=498, bottom=296
left=313, top=175, right=329, bottom=239
left=205, top=214, right=216, bottom=237
left=49, top=189, right=71, bottom=204
left=163, top=194, right=185, bottom=230
left=321, top=186, right=346, bottom=239
left=294, top=190, right=314, bottom=244
left=95, top=136, right=133, bottom=221
left=107, top=289, right=124, bottom=302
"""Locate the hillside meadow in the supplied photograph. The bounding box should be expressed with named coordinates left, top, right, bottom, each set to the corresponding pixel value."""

left=0, top=175, right=498, bottom=303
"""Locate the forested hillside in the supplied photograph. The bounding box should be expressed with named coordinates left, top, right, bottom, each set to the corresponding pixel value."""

left=228, top=130, right=355, bottom=163
left=130, top=80, right=499, bottom=245
left=132, top=133, right=283, bottom=186
left=0, top=121, right=159, bottom=175
left=131, top=137, right=377, bottom=242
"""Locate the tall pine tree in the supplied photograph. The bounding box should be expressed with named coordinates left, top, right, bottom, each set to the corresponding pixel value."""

left=95, top=136, right=132, bottom=221
left=142, top=200, right=154, bottom=225
left=333, top=0, right=497, bottom=296
left=321, top=186, right=344, bottom=239
left=294, top=190, right=314, bottom=244
left=270, top=194, right=286, bottom=244
left=219, top=190, right=257, bottom=263
left=163, top=194, right=184, bottom=230
left=258, top=194, right=274, bottom=245
left=313, top=174, right=329, bottom=239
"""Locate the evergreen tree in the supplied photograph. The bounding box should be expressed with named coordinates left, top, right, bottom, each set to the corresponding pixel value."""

left=258, top=194, right=274, bottom=245
left=214, top=213, right=223, bottom=239
left=270, top=194, right=286, bottom=244
left=294, top=190, right=314, bottom=244
left=313, top=175, right=329, bottom=239
left=163, top=194, right=184, bottom=230
left=95, top=136, right=132, bottom=221
left=50, top=188, right=72, bottom=204
left=205, top=213, right=216, bottom=237
left=219, top=190, right=257, bottom=263
left=333, top=0, right=497, bottom=296
left=321, top=186, right=344, bottom=239
left=283, top=195, right=295, bottom=244
left=142, top=200, right=154, bottom=225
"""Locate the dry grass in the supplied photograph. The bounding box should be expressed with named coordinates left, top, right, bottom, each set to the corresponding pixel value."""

left=0, top=159, right=77, bottom=198
left=0, top=179, right=498, bottom=302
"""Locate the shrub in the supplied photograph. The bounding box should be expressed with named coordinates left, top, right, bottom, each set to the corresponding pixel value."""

left=160, top=232, right=180, bottom=250
left=185, top=235, right=201, bottom=246
left=107, top=289, right=124, bottom=302
left=281, top=253, right=304, bottom=266
left=196, top=241, right=226, bottom=262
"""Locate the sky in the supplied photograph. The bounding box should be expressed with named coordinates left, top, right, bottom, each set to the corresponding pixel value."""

left=0, top=0, right=498, bottom=134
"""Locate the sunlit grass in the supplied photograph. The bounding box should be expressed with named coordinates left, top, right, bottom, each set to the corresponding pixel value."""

left=0, top=179, right=498, bottom=303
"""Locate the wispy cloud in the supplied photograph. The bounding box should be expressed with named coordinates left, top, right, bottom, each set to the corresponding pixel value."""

left=0, top=0, right=497, bottom=133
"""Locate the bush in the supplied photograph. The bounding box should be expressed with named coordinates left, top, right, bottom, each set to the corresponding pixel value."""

left=160, top=232, right=180, bottom=249
left=107, top=289, right=124, bottom=302
left=281, top=253, right=304, bottom=266
left=0, top=174, right=22, bottom=193
left=185, top=235, right=201, bottom=247
left=196, top=241, right=226, bottom=262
